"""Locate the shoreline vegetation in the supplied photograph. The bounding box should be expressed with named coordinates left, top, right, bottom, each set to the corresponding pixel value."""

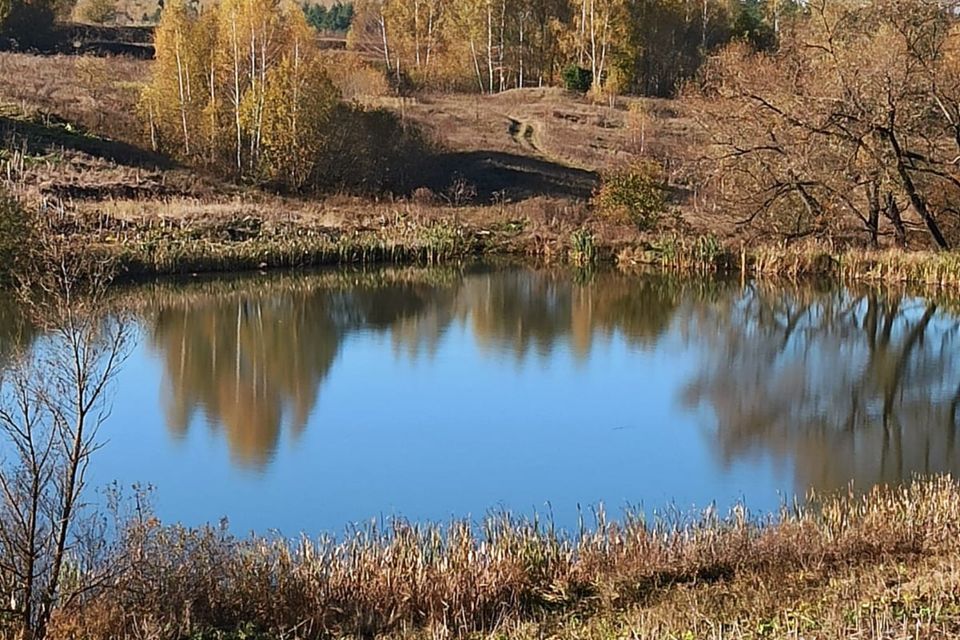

left=9, top=188, right=960, bottom=288
left=22, top=205, right=960, bottom=288
left=40, top=477, right=960, bottom=639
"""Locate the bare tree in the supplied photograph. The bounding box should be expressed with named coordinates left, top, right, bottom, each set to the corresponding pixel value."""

left=0, top=236, right=132, bottom=640
left=690, top=0, right=960, bottom=249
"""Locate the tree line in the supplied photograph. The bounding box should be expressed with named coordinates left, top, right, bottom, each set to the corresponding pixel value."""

left=304, top=0, right=354, bottom=32
left=347, top=0, right=794, bottom=95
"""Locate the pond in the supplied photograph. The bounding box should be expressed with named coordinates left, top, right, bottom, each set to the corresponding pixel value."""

left=3, top=265, right=959, bottom=535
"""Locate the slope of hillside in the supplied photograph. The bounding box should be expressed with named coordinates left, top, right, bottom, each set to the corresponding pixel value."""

left=0, top=48, right=718, bottom=276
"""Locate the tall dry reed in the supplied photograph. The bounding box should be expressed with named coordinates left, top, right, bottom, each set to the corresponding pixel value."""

left=47, top=477, right=960, bottom=639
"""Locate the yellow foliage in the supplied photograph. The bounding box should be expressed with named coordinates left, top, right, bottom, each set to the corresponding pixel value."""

left=143, top=0, right=341, bottom=190
left=320, top=51, right=391, bottom=101
left=259, top=52, right=340, bottom=189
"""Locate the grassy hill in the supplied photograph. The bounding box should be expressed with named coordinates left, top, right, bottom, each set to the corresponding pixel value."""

left=0, top=44, right=718, bottom=276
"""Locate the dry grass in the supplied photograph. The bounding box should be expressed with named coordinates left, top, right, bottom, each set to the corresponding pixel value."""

left=41, top=477, right=960, bottom=640
left=396, top=88, right=692, bottom=173
left=0, top=51, right=217, bottom=207
left=757, top=247, right=960, bottom=287
left=0, top=52, right=148, bottom=139
left=614, top=237, right=960, bottom=288
left=739, top=245, right=960, bottom=287
left=17, top=196, right=593, bottom=277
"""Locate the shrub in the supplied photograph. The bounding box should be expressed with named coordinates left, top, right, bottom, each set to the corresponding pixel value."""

left=562, top=64, right=592, bottom=94
left=74, top=0, right=117, bottom=24
left=321, top=51, right=390, bottom=100
left=593, top=160, right=667, bottom=230
left=569, top=228, right=597, bottom=265
left=0, top=190, right=36, bottom=283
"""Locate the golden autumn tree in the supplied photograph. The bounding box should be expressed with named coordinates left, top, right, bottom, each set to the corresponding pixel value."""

left=143, top=0, right=341, bottom=189
left=447, top=0, right=492, bottom=92
left=568, top=0, right=626, bottom=92
left=218, top=0, right=286, bottom=174
left=258, top=42, right=340, bottom=188
left=143, top=0, right=214, bottom=159
left=381, top=0, right=450, bottom=84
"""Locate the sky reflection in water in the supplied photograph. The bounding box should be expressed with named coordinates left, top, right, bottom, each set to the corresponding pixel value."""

left=4, top=266, right=956, bottom=535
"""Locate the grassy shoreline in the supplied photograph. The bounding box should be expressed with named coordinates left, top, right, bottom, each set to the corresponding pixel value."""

left=31, top=195, right=958, bottom=287
left=619, top=240, right=960, bottom=287
left=70, top=210, right=960, bottom=289
left=44, top=477, right=960, bottom=640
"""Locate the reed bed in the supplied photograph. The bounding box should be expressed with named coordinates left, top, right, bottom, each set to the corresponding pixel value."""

left=18, top=198, right=960, bottom=289
left=615, top=236, right=960, bottom=288
left=44, top=477, right=960, bottom=639
left=744, top=246, right=960, bottom=287
left=46, top=210, right=483, bottom=279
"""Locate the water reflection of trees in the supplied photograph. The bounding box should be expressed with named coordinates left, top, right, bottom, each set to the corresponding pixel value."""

left=152, top=294, right=338, bottom=467
left=458, top=270, right=706, bottom=359
left=681, top=284, right=960, bottom=493
left=9, top=269, right=960, bottom=490
left=140, top=268, right=700, bottom=469
left=0, top=298, right=34, bottom=363
left=146, top=273, right=455, bottom=468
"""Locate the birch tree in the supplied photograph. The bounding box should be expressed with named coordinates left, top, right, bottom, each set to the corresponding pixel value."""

left=570, top=0, right=624, bottom=91
left=143, top=0, right=342, bottom=188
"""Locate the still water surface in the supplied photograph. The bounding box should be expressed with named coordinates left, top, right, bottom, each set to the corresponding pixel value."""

left=5, top=266, right=958, bottom=535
